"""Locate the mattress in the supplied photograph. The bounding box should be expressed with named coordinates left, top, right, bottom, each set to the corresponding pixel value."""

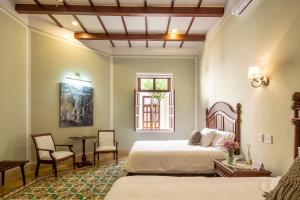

left=121, top=140, right=226, bottom=175
left=105, top=176, right=280, bottom=200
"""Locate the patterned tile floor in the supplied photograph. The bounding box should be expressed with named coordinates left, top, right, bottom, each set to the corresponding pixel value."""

left=1, top=161, right=123, bottom=200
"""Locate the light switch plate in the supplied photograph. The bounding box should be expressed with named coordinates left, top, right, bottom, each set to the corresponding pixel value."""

left=257, top=132, right=264, bottom=142
left=265, top=134, right=273, bottom=144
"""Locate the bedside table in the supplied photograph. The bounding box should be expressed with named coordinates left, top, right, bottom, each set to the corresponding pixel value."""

left=214, top=159, right=272, bottom=177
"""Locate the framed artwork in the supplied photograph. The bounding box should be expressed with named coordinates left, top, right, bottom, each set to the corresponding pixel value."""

left=60, top=83, right=93, bottom=127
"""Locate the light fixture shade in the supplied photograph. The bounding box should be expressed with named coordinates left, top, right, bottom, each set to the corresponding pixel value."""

left=248, top=66, right=262, bottom=79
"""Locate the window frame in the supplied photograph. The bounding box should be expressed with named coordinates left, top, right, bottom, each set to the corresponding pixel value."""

left=137, top=77, right=171, bottom=92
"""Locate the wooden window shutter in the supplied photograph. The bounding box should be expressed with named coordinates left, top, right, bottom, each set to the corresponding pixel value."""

left=169, top=90, right=175, bottom=131
left=134, top=89, right=140, bottom=131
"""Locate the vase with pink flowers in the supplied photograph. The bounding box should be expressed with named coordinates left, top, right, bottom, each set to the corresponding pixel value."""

left=224, top=141, right=240, bottom=165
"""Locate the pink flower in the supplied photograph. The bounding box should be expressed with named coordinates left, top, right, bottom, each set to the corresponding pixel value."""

left=224, top=141, right=240, bottom=152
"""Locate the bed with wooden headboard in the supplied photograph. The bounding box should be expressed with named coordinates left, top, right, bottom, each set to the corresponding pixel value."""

left=120, top=101, right=242, bottom=176
left=206, top=102, right=241, bottom=154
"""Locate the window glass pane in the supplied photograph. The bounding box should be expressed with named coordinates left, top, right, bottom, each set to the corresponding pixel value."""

left=140, top=79, right=154, bottom=90
left=155, top=79, right=168, bottom=90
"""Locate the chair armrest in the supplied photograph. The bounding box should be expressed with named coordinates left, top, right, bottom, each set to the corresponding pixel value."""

left=36, top=148, right=55, bottom=160
left=55, top=144, right=74, bottom=152
left=115, top=141, right=118, bottom=148
left=37, top=148, right=54, bottom=153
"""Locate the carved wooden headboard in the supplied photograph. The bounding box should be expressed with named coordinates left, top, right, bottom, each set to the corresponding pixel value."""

left=205, top=102, right=241, bottom=154
left=292, top=92, right=300, bottom=158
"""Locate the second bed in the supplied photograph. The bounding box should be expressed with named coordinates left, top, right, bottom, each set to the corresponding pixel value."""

left=121, top=102, right=242, bottom=176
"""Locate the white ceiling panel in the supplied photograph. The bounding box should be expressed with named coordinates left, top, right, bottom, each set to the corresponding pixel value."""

left=124, top=17, right=145, bottom=33
left=189, top=17, right=220, bottom=34
left=169, top=17, right=193, bottom=34
left=76, top=16, right=104, bottom=33
left=201, top=0, right=226, bottom=7
left=81, top=40, right=112, bottom=51
left=15, top=0, right=33, bottom=4
left=131, top=41, right=146, bottom=47
left=92, top=0, right=117, bottom=6
left=101, top=16, right=125, bottom=33
left=53, top=15, right=83, bottom=32
left=34, top=15, right=55, bottom=24
left=148, top=17, right=169, bottom=34
left=16, top=0, right=62, bottom=4
left=63, top=0, right=90, bottom=5
left=174, top=0, right=201, bottom=7
left=165, top=41, right=181, bottom=47
left=147, top=0, right=173, bottom=7
left=113, top=40, right=130, bottom=47
left=118, top=0, right=144, bottom=6
left=148, top=41, right=164, bottom=47
left=182, top=41, right=203, bottom=48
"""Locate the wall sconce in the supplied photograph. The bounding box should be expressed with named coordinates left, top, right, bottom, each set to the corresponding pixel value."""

left=65, top=72, right=92, bottom=84
left=248, top=66, right=269, bottom=88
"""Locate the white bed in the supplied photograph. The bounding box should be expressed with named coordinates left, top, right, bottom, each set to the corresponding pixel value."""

left=121, top=102, right=242, bottom=176
left=105, top=176, right=280, bottom=200
left=121, top=140, right=226, bottom=175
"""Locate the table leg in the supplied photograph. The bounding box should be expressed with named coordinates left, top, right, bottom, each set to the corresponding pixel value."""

left=82, top=138, right=86, bottom=162
left=1, top=171, right=5, bottom=186
left=20, top=165, right=26, bottom=185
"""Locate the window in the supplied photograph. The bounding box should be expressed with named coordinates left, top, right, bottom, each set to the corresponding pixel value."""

left=134, top=74, right=175, bottom=132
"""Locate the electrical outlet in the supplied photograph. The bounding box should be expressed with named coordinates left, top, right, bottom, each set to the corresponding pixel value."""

left=265, top=134, right=273, bottom=144
left=257, top=132, right=264, bottom=142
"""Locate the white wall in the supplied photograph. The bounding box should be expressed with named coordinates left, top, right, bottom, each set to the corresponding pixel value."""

left=198, top=0, right=300, bottom=175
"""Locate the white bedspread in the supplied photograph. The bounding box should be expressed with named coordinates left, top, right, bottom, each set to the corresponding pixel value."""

left=105, top=176, right=280, bottom=200
left=121, top=140, right=225, bottom=175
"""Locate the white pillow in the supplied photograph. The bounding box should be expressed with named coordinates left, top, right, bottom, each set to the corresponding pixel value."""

left=212, top=130, right=235, bottom=148
left=199, top=128, right=215, bottom=147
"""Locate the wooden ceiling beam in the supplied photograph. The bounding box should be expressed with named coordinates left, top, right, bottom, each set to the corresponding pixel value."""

left=145, top=16, right=148, bottom=48
left=117, top=0, right=132, bottom=48
left=74, top=32, right=206, bottom=41
left=144, top=0, right=148, bottom=48
left=88, top=0, right=115, bottom=47
left=15, top=4, right=224, bottom=17
left=62, top=0, right=88, bottom=33
left=33, top=0, right=63, bottom=28
left=180, top=0, right=203, bottom=48
left=97, top=16, right=115, bottom=48
left=163, top=0, right=175, bottom=48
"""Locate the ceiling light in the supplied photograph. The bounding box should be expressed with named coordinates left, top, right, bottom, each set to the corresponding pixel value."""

left=171, top=29, right=177, bottom=34
left=72, top=21, right=79, bottom=26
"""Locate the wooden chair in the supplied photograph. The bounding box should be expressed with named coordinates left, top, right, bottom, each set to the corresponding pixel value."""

left=31, top=133, right=75, bottom=179
left=94, top=130, right=118, bottom=165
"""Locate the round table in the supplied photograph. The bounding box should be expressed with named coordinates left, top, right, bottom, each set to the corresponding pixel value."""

left=69, top=135, right=96, bottom=167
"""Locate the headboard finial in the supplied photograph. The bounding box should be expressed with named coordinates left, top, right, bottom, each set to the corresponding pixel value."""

left=292, top=92, right=300, bottom=110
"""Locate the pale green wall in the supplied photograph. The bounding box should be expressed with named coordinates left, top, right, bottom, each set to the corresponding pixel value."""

left=0, top=8, right=27, bottom=160
left=113, top=57, right=196, bottom=151
left=198, top=0, right=300, bottom=175
left=31, top=31, right=110, bottom=154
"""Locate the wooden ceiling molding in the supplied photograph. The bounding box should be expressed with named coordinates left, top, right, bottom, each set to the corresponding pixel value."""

left=74, top=32, right=206, bottom=42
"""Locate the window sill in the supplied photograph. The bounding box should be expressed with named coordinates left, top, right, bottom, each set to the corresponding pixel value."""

left=135, top=129, right=174, bottom=133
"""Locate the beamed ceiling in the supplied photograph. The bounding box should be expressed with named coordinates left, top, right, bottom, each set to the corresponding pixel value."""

left=14, top=0, right=232, bottom=55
